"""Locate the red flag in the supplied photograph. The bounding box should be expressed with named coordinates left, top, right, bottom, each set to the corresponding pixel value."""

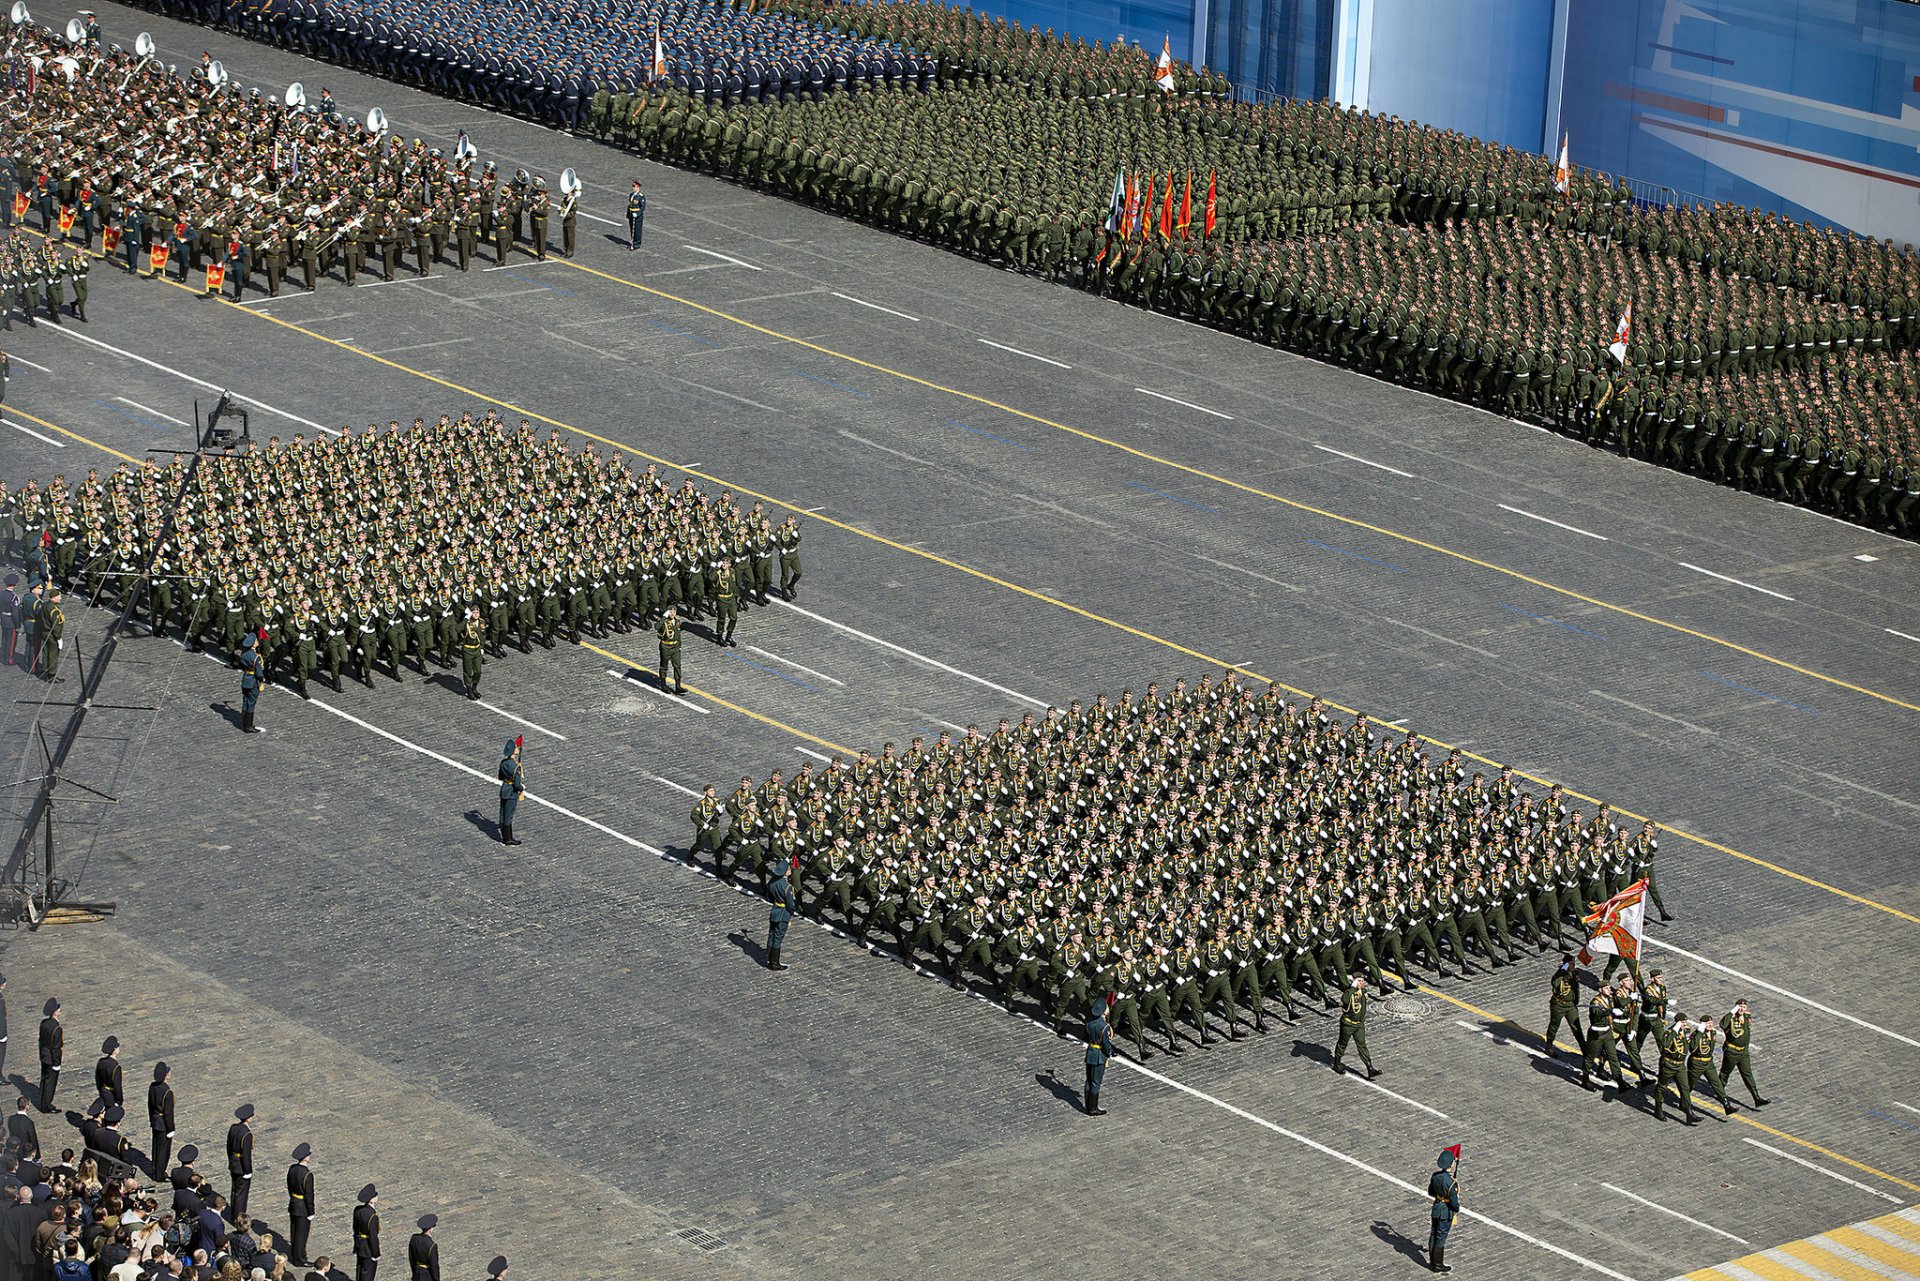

left=1443, top=1143, right=1463, bottom=1162
left=101, top=225, right=122, bottom=254
left=1158, top=172, right=1174, bottom=241
left=1204, top=170, right=1217, bottom=237
left=57, top=206, right=75, bottom=234
left=1123, top=173, right=1140, bottom=243
left=148, top=244, right=170, bottom=274
left=205, top=262, right=227, bottom=294
left=1139, top=173, right=1153, bottom=243
left=514, top=734, right=524, bottom=748
left=1178, top=172, right=1192, bottom=239
left=256, top=626, right=270, bottom=645
left=9, top=194, right=26, bottom=219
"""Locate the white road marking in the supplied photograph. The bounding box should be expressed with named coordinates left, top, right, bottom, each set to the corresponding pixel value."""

left=1455, top=1019, right=1556, bottom=1065
left=606, top=668, right=711, bottom=714
left=831, top=291, right=919, bottom=322
left=305, top=696, right=662, bottom=854
left=839, top=429, right=940, bottom=469
left=475, top=700, right=566, bottom=741
left=1642, top=937, right=1919, bottom=1048
left=115, top=396, right=191, bottom=426
left=1588, top=690, right=1717, bottom=737
left=1678, top=562, right=1796, bottom=602
left=234, top=294, right=302, bottom=307
left=1378, top=615, right=1500, bottom=660
left=1135, top=387, right=1233, bottom=419
left=652, top=776, right=701, bottom=798
left=1313, top=443, right=1417, bottom=479
left=935, top=719, right=969, bottom=733
left=682, top=244, right=761, bottom=270
left=1740, top=1138, right=1902, bottom=1202
left=39, top=325, right=338, bottom=434
left=578, top=211, right=621, bottom=226
left=1893, top=1102, right=1920, bottom=1116
left=772, top=598, right=1048, bottom=708
left=4, top=419, right=65, bottom=448
left=1599, top=1184, right=1748, bottom=1244
left=541, top=328, right=626, bottom=361
left=1338, top=1069, right=1448, bottom=1118
left=675, top=379, right=778, bottom=414
left=795, top=747, right=833, bottom=763
left=977, top=338, right=1070, bottom=369
left=1854, top=554, right=1879, bottom=563
left=1498, top=503, right=1609, bottom=541
left=1116, top=1056, right=1641, bottom=1279
left=745, top=645, right=845, bottom=686
left=376, top=337, right=474, bottom=356
left=481, top=259, right=561, bottom=272
left=1887, top=629, right=1920, bottom=645
left=8, top=354, right=51, bottom=372
left=1190, top=553, right=1301, bottom=592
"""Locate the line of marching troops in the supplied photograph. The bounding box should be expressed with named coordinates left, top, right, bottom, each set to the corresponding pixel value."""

left=689, top=673, right=1672, bottom=1063
left=0, top=413, right=802, bottom=699
left=0, top=233, right=91, bottom=327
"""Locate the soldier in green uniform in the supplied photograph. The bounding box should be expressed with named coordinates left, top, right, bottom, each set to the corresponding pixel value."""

left=1687, top=1014, right=1735, bottom=1119
left=1332, top=974, right=1380, bottom=1078
left=1633, top=968, right=1668, bottom=1061
left=460, top=606, right=486, bottom=700
left=711, top=558, right=739, bottom=647
left=1652, top=1013, right=1695, bottom=1124
left=1580, top=980, right=1630, bottom=1091
left=38, top=588, right=64, bottom=683
left=1545, top=954, right=1587, bottom=1061
left=775, top=515, right=803, bottom=599
left=690, top=783, right=726, bottom=869
left=1718, top=999, right=1769, bottom=1107
left=237, top=632, right=264, bottom=733
left=1083, top=999, right=1112, bottom=1115
left=656, top=604, right=684, bottom=694
left=765, top=859, right=796, bottom=971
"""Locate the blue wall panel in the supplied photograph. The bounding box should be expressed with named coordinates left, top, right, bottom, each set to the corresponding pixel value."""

left=1361, top=0, right=1555, bottom=150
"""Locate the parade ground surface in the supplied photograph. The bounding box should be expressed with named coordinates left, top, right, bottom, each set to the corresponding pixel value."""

left=1, top=7, right=1917, bottom=1279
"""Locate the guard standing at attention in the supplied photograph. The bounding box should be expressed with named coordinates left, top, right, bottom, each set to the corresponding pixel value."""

left=148, top=1063, right=175, bottom=1181
left=765, top=857, right=796, bottom=971
left=286, top=1142, right=316, bottom=1267
left=497, top=737, right=524, bottom=846
left=1083, top=999, right=1112, bottom=1115
left=1427, top=1146, right=1461, bottom=1274
left=353, top=1184, right=381, bottom=1281
left=238, top=633, right=265, bottom=733
left=626, top=181, right=646, bottom=250
left=94, top=1036, right=123, bottom=1109
left=227, top=1103, right=256, bottom=1224
left=408, top=1215, right=440, bottom=1281
left=656, top=604, right=683, bottom=694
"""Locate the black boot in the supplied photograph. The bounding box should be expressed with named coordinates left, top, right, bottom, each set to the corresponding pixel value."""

left=241, top=709, right=255, bottom=733
left=501, top=826, right=520, bottom=846
left=1085, top=1091, right=1104, bottom=1116
left=1365, top=1062, right=1381, bottom=1079
left=768, top=948, right=788, bottom=971
left=1432, top=1245, right=1450, bottom=1274
left=1166, top=1033, right=1183, bottom=1055
left=297, top=679, right=310, bottom=701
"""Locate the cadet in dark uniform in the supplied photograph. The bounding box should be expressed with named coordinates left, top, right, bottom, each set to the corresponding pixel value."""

left=148, top=1062, right=175, bottom=1180
left=287, top=1142, right=316, bottom=1266
left=460, top=607, right=485, bottom=699
left=239, top=633, right=265, bottom=733
left=1332, top=974, right=1380, bottom=1078
left=408, top=1214, right=440, bottom=1281
left=656, top=604, right=683, bottom=693
left=36, top=997, right=61, bottom=1112
left=1427, top=1147, right=1460, bottom=1274
left=94, top=1036, right=123, bottom=1109
left=1545, top=954, right=1586, bottom=1061
left=765, top=858, right=796, bottom=970
left=711, top=558, right=739, bottom=647
left=1652, top=1013, right=1694, bottom=1124
left=40, top=588, right=64, bottom=682
left=625, top=181, right=646, bottom=250
left=497, top=737, right=524, bottom=846
left=1083, top=999, right=1112, bottom=1115
left=1718, top=999, right=1768, bottom=1107
left=353, top=1185, right=380, bottom=1281
left=227, top=1103, right=256, bottom=1224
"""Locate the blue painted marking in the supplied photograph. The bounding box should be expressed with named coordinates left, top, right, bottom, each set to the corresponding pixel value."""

left=947, top=418, right=1034, bottom=452
left=644, top=318, right=720, bottom=348
left=1701, top=671, right=1816, bottom=714
left=1305, top=538, right=1408, bottom=573
left=498, top=269, right=575, bottom=298
left=1126, top=482, right=1219, bottom=513
left=92, top=398, right=171, bottom=432
left=793, top=370, right=870, bottom=399
left=1500, top=604, right=1605, bottom=639
left=1867, top=1109, right=1920, bottom=1134
left=730, top=652, right=814, bottom=691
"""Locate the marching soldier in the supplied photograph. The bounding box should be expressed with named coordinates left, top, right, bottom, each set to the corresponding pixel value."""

left=1652, top=1013, right=1695, bottom=1124
left=1545, top=953, right=1587, bottom=1061
left=1718, top=999, right=1769, bottom=1108
left=656, top=604, right=684, bottom=694
left=460, top=606, right=486, bottom=699
left=1688, top=1014, right=1735, bottom=1120
left=1332, top=973, right=1380, bottom=1078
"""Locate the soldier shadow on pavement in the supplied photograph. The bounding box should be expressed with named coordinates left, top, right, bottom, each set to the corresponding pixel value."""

left=1033, top=1070, right=1080, bottom=1109
left=207, top=700, right=244, bottom=731
left=600, top=234, right=627, bottom=248
left=1288, top=1038, right=1335, bottom=1068
left=725, top=931, right=767, bottom=965
left=1370, top=1221, right=1429, bottom=1266
left=462, top=809, right=500, bottom=840
left=423, top=672, right=467, bottom=696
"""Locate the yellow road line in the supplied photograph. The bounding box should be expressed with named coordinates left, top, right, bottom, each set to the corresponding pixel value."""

left=1423, top=984, right=1920, bottom=1195
left=576, top=637, right=855, bottom=755
left=1682, top=1269, right=1746, bottom=1281
left=554, top=257, right=1920, bottom=718
left=1876, top=1213, right=1920, bottom=1248
left=1778, top=1240, right=1895, bottom=1281
left=1827, top=1226, right=1920, bottom=1273
left=1730, top=1256, right=1822, bottom=1281
left=5, top=405, right=138, bottom=462
left=20, top=279, right=1917, bottom=927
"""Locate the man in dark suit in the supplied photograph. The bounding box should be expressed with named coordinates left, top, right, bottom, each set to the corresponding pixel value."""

left=286, top=1143, right=314, bottom=1267
left=225, top=1105, right=255, bottom=1225
left=35, top=1000, right=60, bottom=1113
left=1, top=1184, right=40, bottom=1281
left=407, top=1215, right=439, bottom=1281
left=93, top=1037, right=123, bottom=1110
left=352, top=1185, right=379, bottom=1281
left=6, top=1098, right=38, bottom=1160
left=195, top=1193, right=228, bottom=1258
left=148, top=1063, right=175, bottom=1177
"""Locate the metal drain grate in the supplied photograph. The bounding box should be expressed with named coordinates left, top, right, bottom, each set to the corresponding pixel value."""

left=674, top=1227, right=730, bottom=1253
left=1377, top=993, right=1435, bottom=1022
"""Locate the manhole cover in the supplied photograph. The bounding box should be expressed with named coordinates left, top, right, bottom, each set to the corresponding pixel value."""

left=1378, top=994, right=1434, bottom=1022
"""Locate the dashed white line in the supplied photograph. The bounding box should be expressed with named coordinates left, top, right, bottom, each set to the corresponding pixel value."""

left=1190, top=553, right=1302, bottom=592
left=652, top=776, right=701, bottom=798
left=795, top=747, right=833, bottom=763
left=1740, top=1138, right=1902, bottom=1202
left=1854, top=554, right=1879, bottom=563
left=977, top=338, right=1070, bottom=369
left=114, top=396, right=191, bottom=426
left=1313, top=443, right=1417, bottom=479
left=1641, top=938, right=1920, bottom=1048
left=1498, top=503, right=1609, bottom=541
left=1339, top=1068, right=1449, bottom=1118
left=682, top=244, right=761, bottom=270
left=831, top=291, right=919, bottom=323
left=1455, top=1019, right=1555, bottom=1064
left=1135, top=387, right=1233, bottom=420
left=607, top=668, right=711, bottom=714
left=4, top=418, right=65, bottom=448
left=771, top=599, right=1047, bottom=708
left=1378, top=615, right=1500, bottom=661
left=578, top=210, right=621, bottom=226
left=935, top=719, right=970, bottom=734
left=1599, top=1184, right=1749, bottom=1244
left=40, top=325, right=337, bottom=434
left=474, top=700, right=567, bottom=741
left=1116, top=1056, right=1639, bottom=1280
left=745, top=645, right=845, bottom=686
left=1589, top=690, right=1717, bottom=737
left=481, top=259, right=562, bottom=272
left=1678, top=562, right=1796, bottom=602
left=8, top=354, right=51, bottom=373
left=1887, top=629, right=1920, bottom=645
left=1893, top=1102, right=1920, bottom=1116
